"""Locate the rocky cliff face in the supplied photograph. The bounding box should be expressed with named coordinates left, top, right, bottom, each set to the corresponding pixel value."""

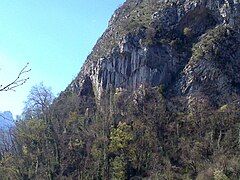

left=68, top=0, right=240, bottom=107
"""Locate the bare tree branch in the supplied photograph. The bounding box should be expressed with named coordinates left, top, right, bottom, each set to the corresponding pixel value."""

left=0, top=63, right=31, bottom=92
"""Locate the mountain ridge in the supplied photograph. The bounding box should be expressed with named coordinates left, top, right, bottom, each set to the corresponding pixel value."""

left=64, top=0, right=240, bottom=108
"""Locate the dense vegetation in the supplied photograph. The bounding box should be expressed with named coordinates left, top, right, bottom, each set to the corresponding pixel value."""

left=0, top=84, right=240, bottom=179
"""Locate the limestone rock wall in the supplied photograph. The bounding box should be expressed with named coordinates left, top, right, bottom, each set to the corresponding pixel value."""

left=67, top=0, right=240, bottom=104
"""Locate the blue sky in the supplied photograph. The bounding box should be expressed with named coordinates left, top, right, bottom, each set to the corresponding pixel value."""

left=0, top=0, right=125, bottom=117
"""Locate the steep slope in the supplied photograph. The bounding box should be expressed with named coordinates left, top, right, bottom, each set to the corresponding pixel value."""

left=52, top=1, right=240, bottom=178
left=54, top=0, right=240, bottom=179
left=67, top=0, right=240, bottom=107
left=2, top=1, right=240, bottom=179
left=53, top=1, right=240, bottom=178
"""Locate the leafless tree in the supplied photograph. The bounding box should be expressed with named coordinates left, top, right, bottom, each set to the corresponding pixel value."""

left=23, top=83, right=54, bottom=120
left=0, top=63, right=31, bottom=92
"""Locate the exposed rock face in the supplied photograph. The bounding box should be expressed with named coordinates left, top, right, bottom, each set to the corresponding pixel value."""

left=180, top=26, right=240, bottom=102
left=68, top=0, right=240, bottom=106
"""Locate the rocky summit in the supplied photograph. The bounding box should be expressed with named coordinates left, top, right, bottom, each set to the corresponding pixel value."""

left=68, top=0, right=240, bottom=107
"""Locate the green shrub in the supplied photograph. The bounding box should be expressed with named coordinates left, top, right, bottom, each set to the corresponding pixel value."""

left=183, top=27, right=193, bottom=37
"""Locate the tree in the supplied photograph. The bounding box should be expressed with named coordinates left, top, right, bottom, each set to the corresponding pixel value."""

left=183, top=27, right=193, bottom=38
left=0, top=63, right=31, bottom=92
left=22, top=83, right=58, bottom=179
left=0, top=63, right=30, bottom=171
left=23, top=83, right=54, bottom=120
left=109, top=122, right=133, bottom=179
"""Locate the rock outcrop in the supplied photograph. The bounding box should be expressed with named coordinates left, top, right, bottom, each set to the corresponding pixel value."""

left=0, top=111, right=14, bottom=129
left=67, top=0, right=240, bottom=106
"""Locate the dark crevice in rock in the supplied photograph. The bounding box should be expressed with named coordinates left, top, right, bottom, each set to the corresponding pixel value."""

left=80, top=76, right=95, bottom=97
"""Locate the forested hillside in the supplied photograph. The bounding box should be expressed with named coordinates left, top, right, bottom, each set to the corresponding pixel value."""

left=1, top=0, right=240, bottom=179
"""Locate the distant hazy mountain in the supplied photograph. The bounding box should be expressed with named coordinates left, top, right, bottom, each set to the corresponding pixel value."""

left=0, top=111, right=15, bottom=129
